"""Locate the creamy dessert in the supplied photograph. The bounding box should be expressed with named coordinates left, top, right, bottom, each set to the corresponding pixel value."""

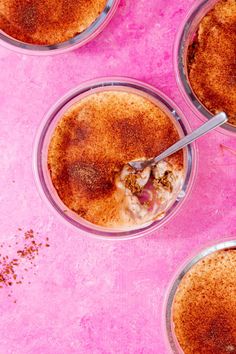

left=48, top=91, right=184, bottom=229
left=0, top=0, right=106, bottom=45
left=187, top=0, right=236, bottom=126
left=173, top=249, right=236, bottom=354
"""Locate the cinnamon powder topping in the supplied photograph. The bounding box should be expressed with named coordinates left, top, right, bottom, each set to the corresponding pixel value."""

left=173, top=249, right=236, bottom=353
left=187, top=0, right=236, bottom=126
left=0, top=0, right=106, bottom=45
left=48, top=91, right=184, bottom=228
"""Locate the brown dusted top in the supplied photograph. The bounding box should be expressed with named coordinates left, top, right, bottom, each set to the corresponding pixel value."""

left=187, top=0, right=236, bottom=126
left=48, top=91, right=184, bottom=227
left=173, top=249, right=236, bottom=354
left=0, top=0, right=106, bottom=45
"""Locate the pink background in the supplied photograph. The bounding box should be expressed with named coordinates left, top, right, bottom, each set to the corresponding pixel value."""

left=0, top=0, right=235, bottom=353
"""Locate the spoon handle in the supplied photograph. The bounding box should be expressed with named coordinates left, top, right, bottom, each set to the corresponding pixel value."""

left=153, top=112, right=227, bottom=165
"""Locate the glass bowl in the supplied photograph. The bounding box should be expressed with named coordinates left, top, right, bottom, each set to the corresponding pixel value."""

left=174, top=0, right=236, bottom=136
left=164, top=238, right=236, bottom=353
left=33, top=77, right=198, bottom=240
left=0, top=0, right=119, bottom=55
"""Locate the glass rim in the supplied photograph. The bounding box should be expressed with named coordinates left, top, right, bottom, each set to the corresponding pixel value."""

left=174, top=0, right=236, bottom=136
left=164, top=238, right=236, bottom=353
left=33, top=77, right=198, bottom=240
left=0, top=0, right=119, bottom=55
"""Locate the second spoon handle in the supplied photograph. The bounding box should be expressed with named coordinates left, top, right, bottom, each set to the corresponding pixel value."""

left=152, top=112, right=227, bottom=165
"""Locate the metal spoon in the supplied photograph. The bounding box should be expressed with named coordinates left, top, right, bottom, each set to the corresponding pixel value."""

left=129, top=112, right=227, bottom=171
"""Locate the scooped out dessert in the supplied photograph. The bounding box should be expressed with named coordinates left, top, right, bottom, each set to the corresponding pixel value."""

left=47, top=91, right=185, bottom=229
left=187, top=0, right=236, bottom=126
left=0, top=0, right=106, bottom=45
left=117, top=161, right=183, bottom=227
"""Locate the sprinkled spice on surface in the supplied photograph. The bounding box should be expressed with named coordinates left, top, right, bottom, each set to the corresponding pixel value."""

left=0, top=229, right=49, bottom=289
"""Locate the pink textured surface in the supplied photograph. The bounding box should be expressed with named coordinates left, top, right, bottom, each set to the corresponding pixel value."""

left=0, top=0, right=235, bottom=353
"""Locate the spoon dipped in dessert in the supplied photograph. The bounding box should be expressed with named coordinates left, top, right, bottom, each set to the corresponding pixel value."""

left=129, top=112, right=227, bottom=171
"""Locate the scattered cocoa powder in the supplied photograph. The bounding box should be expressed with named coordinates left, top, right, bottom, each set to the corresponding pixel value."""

left=0, top=229, right=49, bottom=289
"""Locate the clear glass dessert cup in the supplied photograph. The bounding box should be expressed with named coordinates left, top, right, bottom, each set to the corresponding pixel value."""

left=164, top=238, right=236, bottom=353
left=0, top=0, right=119, bottom=55
left=33, top=77, right=198, bottom=240
left=174, top=0, right=236, bottom=136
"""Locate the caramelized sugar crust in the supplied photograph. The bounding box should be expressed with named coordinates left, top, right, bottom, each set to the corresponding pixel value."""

left=48, top=91, right=183, bottom=227
left=0, top=0, right=106, bottom=45
left=173, top=249, right=236, bottom=354
left=187, top=0, right=236, bottom=126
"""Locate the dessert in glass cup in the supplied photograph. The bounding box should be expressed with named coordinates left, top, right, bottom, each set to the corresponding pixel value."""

left=0, top=0, right=119, bottom=54
left=175, top=0, right=236, bottom=135
left=165, top=240, right=236, bottom=353
left=34, top=79, right=196, bottom=239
